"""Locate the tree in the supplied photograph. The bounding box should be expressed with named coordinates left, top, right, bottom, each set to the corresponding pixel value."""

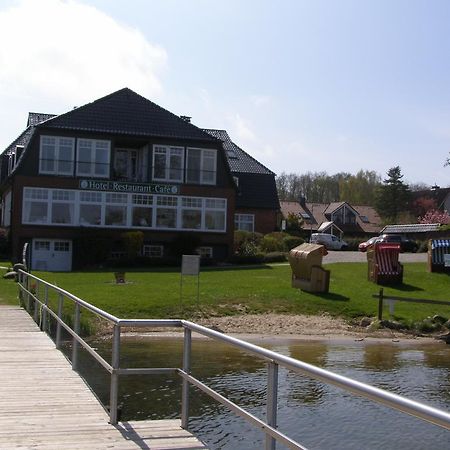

left=339, top=170, right=381, bottom=205
left=375, top=166, right=411, bottom=223
left=419, top=209, right=450, bottom=224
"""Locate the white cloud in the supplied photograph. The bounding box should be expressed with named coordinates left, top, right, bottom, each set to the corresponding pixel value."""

left=0, top=0, right=167, bottom=146
left=250, top=95, right=271, bottom=108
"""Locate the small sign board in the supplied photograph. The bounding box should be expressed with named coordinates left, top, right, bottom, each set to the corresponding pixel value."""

left=181, top=255, right=200, bottom=276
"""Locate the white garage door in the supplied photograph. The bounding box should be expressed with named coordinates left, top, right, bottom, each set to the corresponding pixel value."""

left=31, top=239, right=72, bottom=272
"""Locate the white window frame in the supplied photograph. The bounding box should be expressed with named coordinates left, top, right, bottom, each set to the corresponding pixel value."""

left=197, top=246, right=213, bottom=259
left=152, top=145, right=184, bottom=182
left=22, top=186, right=227, bottom=233
left=76, top=139, right=111, bottom=178
left=235, top=213, right=255, bottom=232
left=39, top=136, right=75, bottom=175
left=186, top=147, right=217, bottom=185
left=142, top=245, right=164, bottom=258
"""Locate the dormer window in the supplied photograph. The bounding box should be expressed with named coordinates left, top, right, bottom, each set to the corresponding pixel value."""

left=186, top=148, right=216, bottom=185
left=76, top=139, right=110, bottom=178
left=39, top=136, right=75, bottom=175
left=152, top=145, right=184, bottom=182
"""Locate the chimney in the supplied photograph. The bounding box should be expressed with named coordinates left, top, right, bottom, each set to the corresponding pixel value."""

left=299, top=195, right=306, bottom=207
left=180, top=115, right=191, bottom=123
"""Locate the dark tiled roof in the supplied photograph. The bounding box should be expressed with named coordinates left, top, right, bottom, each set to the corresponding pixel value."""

left=202, top=129, right=274, bottom=175
left=1, top=126, right=35, bottom=157
left=40, top=88, right=219, bottom=142
left=27, top=112, right=57, bottom=127
left=235, top=173, right=280, bottom=209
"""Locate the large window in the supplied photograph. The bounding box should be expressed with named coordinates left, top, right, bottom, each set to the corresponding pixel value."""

left=76, top=139, right=110, bottom=177
left=235, top=214, right=254, bottom=232
left=79, top=192, right=102, bottom=226
left=132, top=194, right=152, bottom=227
left=23, top=188, right=49, bottom=224
left=152, top=145, right=184, bottom=182
left=39, top=136, right=75, bottom=175
left=186, top=148, right=216, bottom=185
left=51, top=190, right=75, bottom=225
left=22, top=187, right=227, bottom=232
left=181, top=197, right=202, bottom=229
left=105, top=193, right=128, bottom=226
left=156, top=196, right=177, bottom=228
left=205, top=199, right=226, bottom=231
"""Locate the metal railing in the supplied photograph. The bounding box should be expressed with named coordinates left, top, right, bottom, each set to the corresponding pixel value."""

left=17, top=270, right=450, bottom=450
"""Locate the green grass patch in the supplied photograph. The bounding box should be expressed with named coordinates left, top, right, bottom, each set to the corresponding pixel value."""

left=1, top=261, right=449, bottom=334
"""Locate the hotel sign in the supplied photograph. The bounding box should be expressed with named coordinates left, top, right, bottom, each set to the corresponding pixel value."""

left=79, top=180, right=180, bottom=195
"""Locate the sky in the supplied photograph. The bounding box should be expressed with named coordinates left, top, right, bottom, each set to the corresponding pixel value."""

left=1, top=0, right=450, bottom=188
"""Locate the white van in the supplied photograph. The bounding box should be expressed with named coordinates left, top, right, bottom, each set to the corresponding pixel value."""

left=310, top=233, right=348, bottom=250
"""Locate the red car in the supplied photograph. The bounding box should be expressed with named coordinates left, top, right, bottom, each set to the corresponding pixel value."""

left=358, top=237, right=380, bottom=252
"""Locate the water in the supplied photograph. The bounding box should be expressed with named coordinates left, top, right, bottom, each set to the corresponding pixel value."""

left=71, top=336, right=450, bottom=450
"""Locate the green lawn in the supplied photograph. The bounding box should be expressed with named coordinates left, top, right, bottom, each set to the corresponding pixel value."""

left=1, top=262, right=449, bottom=333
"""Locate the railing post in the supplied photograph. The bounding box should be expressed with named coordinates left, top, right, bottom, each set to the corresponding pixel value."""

left=55, top=293, right=64, bottom=349
left=378, top=288, right=384, bottom=321
left=266, top=361, right=279, bottom=450
left=25, top=274, right=31, bottom=311
left=181, top=327, right=192, bottom=429
left=72, top=303, right=81, bottom=370
left=42, top=284, right=49, bottom=332
left=18, top=271, right=23, bottom=306
left=109, top=324, right=121, bottom=424
left=33, top=280, right=39, bottom=323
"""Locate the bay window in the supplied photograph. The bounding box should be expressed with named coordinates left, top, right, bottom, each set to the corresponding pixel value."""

left=23, top=188, right=49, bottom=223
left=51, top=190, right=75, bottom=224
left=105, top=193, right=127, bottom=226
left=156, top=196, right=177, bottom=228
left=79, top=192, right=102, bottom=226
left=205, top=199, right=226, bottom=231
left=132, top=194, right=153, bottom=227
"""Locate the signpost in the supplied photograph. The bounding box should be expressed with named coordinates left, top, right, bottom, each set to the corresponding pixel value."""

left=180, top=255, right=200, bottom=308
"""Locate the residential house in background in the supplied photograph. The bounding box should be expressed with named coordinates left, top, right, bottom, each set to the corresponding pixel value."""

left=203, top=129, right=279, bottom=234
left=280, top=198, right=381, bottom=238
left=0, top=88, right=279, bottom=270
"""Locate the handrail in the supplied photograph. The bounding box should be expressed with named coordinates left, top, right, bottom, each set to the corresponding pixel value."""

left=16, top=270, right=450, bottom=450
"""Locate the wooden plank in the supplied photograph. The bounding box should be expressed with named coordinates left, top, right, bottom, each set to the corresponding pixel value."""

left=0, top=305, right=207, bottom=449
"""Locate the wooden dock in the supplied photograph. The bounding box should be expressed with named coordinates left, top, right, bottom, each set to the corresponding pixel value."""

left=0, top=305, right=207, bottom=449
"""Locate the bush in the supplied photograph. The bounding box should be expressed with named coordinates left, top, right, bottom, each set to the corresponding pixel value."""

left=234, top=231, right=263, bottom=256
left=344, top=237, right=363, bottom=251
left=417, top=240, right=428, bottom=253
left=263, top=252, right=287, bottom=263
left=122, top=231, right=144, bottom=258
left=0, top=228, right=9, bottom=258
left=260, top=235, right=286, bottom=253
left=283, top=235, right=304, bottom=250
left=228, top=253, right=265, bottom=264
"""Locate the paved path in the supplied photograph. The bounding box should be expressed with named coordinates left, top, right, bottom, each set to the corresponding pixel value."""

left=323, top=251, right=427, bottom=264
left=0, top=305, right=207, bottom=450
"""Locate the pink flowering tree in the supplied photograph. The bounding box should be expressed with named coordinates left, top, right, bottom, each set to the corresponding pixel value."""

left=418, top=209, right=450, bottom=224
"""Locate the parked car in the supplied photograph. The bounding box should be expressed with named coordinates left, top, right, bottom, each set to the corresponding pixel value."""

left=310, top=233, right=348, bottom=250
left=358, top=236, right=380, bottom=252
left=377, top=234, right=419, bottom=253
